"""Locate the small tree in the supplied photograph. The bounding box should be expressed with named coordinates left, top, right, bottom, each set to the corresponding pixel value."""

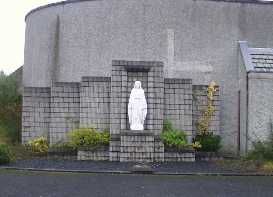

left=196, top=81, right=217, bottom=135
left=194, top=81, right=221, bottom=152
left=0, top=71, right=21, bottom=143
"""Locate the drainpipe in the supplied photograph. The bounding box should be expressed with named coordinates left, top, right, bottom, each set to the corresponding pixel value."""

left=246, top=72, right=249, bottom=154
left=238, top=90, right=241, bottom=156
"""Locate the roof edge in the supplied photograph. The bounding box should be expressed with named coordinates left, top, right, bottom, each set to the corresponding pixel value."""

left=25, top=0, right=273, bottom=21
left=25, top=0, right=99, bottom=21
left=239, top=41, right=254, bottom=72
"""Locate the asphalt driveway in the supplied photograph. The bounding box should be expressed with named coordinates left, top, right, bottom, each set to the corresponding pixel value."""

left=0, top=170, right=273, bottom=197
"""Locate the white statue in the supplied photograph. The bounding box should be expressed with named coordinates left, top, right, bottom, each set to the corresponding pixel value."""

left=128, top=81, right=147, bottom=130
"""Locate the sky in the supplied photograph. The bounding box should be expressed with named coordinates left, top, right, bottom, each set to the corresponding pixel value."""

left=0, top=0, right=59, bottom=75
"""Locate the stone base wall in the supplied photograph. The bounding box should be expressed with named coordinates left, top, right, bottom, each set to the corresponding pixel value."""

left=77, top=149, right=109, bottom=161
left=109, top=137, right=120, bottom=161
left=154, top=139, right=164, bottom=162
left=76, top=149, right=196, bottom=162
left=120, top=131, right=155, bottom=162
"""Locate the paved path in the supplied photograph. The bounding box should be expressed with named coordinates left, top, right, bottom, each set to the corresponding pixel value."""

left=4, top=159, right=241, bottom=173
left=0, top=170, right=273, bottom=197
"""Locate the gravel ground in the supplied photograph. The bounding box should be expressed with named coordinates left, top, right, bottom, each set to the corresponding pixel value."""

left=1, top=159, right=239, bottom=173
left=0, top=170, right=273, bottom=197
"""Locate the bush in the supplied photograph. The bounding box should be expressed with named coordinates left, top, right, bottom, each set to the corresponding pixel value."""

left=161, top=130, right=188, bottom=149
left=247, top=141, right=273, bottom=161
left=160, top=120, right=188, bottom=149
left=68, top=128, right=110, bottom=148
left=246, top=130, right=273, bottom=161
left=162, top=119, right=173, bottom=133
left=26, top=136, right=49, bottom=153
left=0, top=144, right=12, bottom=164
left=194, top=132, right=221, bottom=152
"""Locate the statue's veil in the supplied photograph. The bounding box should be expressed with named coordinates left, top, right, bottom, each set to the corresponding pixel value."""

left=134, top=81, right=142, bottom=89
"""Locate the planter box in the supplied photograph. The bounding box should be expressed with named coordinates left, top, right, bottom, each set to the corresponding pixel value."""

left=48, top=147, right=77, bottom=160
left=77, top=146, right=109, bottom=161
left=164, top=148, right=195, bottom=162
left=195, top=151, right=223, bottom=161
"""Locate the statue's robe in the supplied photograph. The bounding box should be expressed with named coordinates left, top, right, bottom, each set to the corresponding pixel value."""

left=128, top=82, right=147, bottom=130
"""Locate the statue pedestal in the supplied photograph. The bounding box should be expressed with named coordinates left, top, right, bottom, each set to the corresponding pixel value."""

left=120, top=130, right=155, bottom=162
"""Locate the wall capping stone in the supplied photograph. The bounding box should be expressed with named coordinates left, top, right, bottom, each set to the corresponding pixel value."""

left=81, top=76, right=111, bottom=82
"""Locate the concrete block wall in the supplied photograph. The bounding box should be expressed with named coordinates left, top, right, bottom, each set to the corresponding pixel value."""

left=109, top=62, right=126, bottom=161
left=80, top=77, right=111, bottom=131
left=109, top=136, right=120, bottom=161
left=22, top=87, right=50, bottom=143
left=192, top=85, right=220, bottom=135
left=164, top=78, right=193, bottom=138
left=49, top=82, right=80, bottom=144
left=21, top=60, right=221, bottom=162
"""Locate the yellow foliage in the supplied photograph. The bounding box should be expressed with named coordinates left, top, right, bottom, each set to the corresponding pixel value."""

left=261, top=161, right=273, bottom=172
left=27, top=136, right=48, bottom=153
left=192, top=141, right=202, bottom=150
left=196, top=81, right=217, bottom=135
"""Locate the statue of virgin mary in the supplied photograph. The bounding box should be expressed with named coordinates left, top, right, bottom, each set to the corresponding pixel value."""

left=128, top=81, right=147, bottom=130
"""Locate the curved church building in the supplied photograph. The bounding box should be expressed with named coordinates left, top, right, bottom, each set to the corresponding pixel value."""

left=22, top=0, right=273, bottom=160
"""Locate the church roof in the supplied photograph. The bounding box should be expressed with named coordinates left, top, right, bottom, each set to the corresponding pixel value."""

left=239, top=41, right=273, bottom=73
left=25, top=0, right=273, bottom=21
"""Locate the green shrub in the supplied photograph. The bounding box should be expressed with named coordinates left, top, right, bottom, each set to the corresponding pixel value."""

left=247, top=141, right=273, bottom=161
left=160, top=119, right=188, bottom=149
left=161, top=130, right=188, bottom=149
left=246, top=128, right=273, bottom=161
left=194, top=132, right=221, bottom=152
left=68, top=128, right=110, bottom=148
left=0, top=144, right=12, bottom=164
left=26, top=136, right=49, bottom=153
left=162, top=119, right=173, bottom=133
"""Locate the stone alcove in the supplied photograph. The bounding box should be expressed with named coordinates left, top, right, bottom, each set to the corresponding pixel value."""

left=110, top=60, right=165, bottom=162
